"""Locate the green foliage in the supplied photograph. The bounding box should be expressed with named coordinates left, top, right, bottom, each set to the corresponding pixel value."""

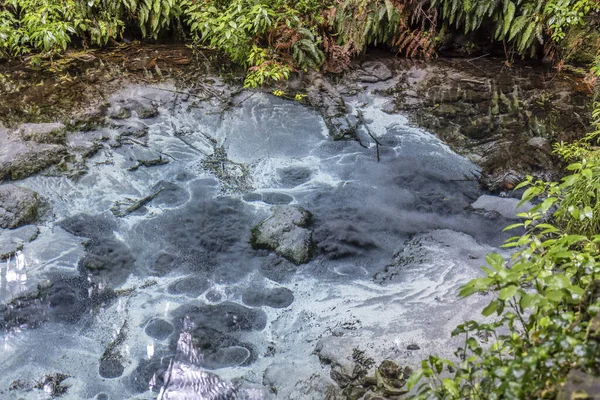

left=409, top=109, right=600, bottom=398
left=0, top=0, right=599, bottom=80
left=292, top=27, right=325, bottom=71
left=243, top=46, right=291, bottom=87
left=0, top=0, right=180, bottom=59
left=0, top=0, right=77, bottom=57
left=433, top=0, right=600, bottom=57
left=182, top=0, right=323, bottom=84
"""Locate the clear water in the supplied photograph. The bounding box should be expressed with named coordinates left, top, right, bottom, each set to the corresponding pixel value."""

left=0, top=81, right=516, bottom=399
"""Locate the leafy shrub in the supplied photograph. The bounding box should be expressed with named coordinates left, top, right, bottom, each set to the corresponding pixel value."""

left=408, top=107, right=600, bottom=399
left=1, top=0, right=599, bottom=83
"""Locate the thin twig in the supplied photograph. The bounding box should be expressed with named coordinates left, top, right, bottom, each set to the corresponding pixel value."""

left=170, top=122, right=210, bottom=155
left=111, top=187, right=164, bottom=217
left=357, top=110, right=382, bottom=162
left=460, top=78, right=487, bottom=85
left=467, top=53, right=490, bottom=62
left=120, top=138, right=176, bottom=160
left=149, top=86, right=209, bottom=101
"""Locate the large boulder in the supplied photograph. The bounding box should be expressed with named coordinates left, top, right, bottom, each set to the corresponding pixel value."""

left=0, top=185, right=40, bottom=229
left=250, top=205, right=315, bottom=265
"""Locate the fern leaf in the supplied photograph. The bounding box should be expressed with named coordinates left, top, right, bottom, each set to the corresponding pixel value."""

left=509, top=15, right=528, bottom=41
left=502, top=2, right=515, bottom=37
left=535, top=22, right=544, bottom=44
left=518, top=21, right=535, bottom=52
left=384, top=0, right=394, bottom=21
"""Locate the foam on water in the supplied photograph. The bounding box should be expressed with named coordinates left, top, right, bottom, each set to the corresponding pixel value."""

left=0, top=81, right=519, bottom=399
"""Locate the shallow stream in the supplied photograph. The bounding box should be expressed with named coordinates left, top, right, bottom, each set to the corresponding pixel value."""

left=0, top=79, right=520, bottom=399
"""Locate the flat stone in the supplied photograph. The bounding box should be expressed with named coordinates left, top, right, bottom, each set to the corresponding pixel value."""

left=12, top=123, right=67, bottom=144
left=108, top=99, right=158, bottom=120
left=0, top=185, right=40, bottom=229
left=251, top=205, right=315, bottom=265
left=0, top=126, right=67, bottom=181
left=527, top=136, right=549, bottom=149
left=359, top=61, right=393, bottom=83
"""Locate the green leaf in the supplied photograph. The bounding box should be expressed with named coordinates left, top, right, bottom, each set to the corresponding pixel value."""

left=502, top=2, right=515, bottom=36
left=545, top=274, right=570, bottom=289
left=546, top=289, right=566, bottom=302
left=509, top=15, right=528, bottom=40
left=521, top=186, right=538, bottom=202
left=503, top=223, right=524, bottom=231
left=482, top=300, right=499, bottom=316
left=514, top=179, right=531, bottom=190
left=540, top=198, right=558, bottom=213
left=561, top=174, right=580, bottom=188
left=443, top=378, right=459, bottom=397
left=520, top=293, right=538, bottom=309
left=499, top=285, right=518, bottom=300
left=486, top=253, right=504, bottom=269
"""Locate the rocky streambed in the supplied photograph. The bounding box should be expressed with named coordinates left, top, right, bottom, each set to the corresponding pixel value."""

left=0, top=60, right=570, bottom=400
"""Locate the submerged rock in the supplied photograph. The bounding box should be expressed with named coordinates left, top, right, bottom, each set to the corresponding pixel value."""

left=145, top=318, right=175, bottom=340
left=174, top=326, right=256, bottom=369
left=149, top=198, right=252, bottom=258
left=59, top=213, right=117, bottom=240
left=241, top=287, right=294, bottom=309
left=167, top=276, right=210, bottom=297
left=171, top=302, right=267, bottom=333
left=0, top=276, right=116, bottom=330
left=313, top=209, right=378, bottom=260
left=278, top=166, right=312, bottom=188
left=250, top=205, right=315, bottom=265
left=78, top=239, right=136, bottom=286
left=0, top=184, right=40, bottom=229
left=0, top=225, right=39, bottom=260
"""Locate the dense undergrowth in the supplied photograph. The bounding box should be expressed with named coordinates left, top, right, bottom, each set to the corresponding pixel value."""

left=408, top=105, right=600, bottom=398
left=1, top=0, right=600, bottom=86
